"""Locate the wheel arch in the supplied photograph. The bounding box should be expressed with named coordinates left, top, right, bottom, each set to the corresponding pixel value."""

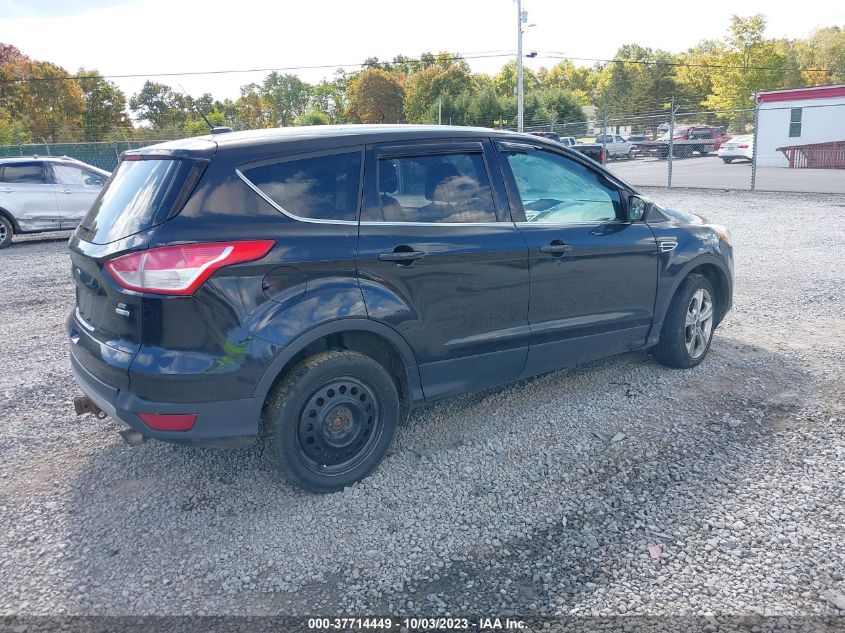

left=0, top=207, right=20, bottom=233
left=254, top=318, right=424, bottom=411
left=648, top=255, right=732, bottom=345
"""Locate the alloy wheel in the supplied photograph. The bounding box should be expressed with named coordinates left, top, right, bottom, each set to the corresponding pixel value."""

left=685, top=288, right=714, bottom=359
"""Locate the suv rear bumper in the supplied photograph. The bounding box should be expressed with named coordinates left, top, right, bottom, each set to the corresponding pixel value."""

left=70, top=346, right=263, bottom=448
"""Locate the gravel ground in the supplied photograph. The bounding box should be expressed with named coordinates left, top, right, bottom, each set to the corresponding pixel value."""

left=1, top=189, right=844, bottom=625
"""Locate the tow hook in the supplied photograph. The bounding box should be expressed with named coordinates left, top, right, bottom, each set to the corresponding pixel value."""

left=74, top=395, right=107, bottom=419
left=118, top=428, right=147, bottom=447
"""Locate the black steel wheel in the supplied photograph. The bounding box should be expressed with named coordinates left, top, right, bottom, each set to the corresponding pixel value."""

left=264, top=350, right=400, bottom=493
left=296, top=376, right=382, bottom=474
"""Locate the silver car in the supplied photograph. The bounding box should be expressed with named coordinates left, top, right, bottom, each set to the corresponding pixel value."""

left=0, top=156, right=110, bottom=248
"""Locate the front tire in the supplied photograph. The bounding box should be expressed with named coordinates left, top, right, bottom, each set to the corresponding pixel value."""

left=653, top=274, right=717, bottom=369
left=0, top=215, right=12, bottom=249
left=264, top=350, right=400, bottom=493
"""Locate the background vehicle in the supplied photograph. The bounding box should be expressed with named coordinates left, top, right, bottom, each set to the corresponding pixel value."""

left=530, top=132, right=605, bottom=163
left=68, top=125, right=732, bottom=493
left=718, top=134, right=754, bottom=163
left=595, top=134, right=634, bottom=159
left=0, top=156, right=109, bottom=248
left=626, top=134, right=651, bottom=155
left=638, top=126, right=731, bottom=159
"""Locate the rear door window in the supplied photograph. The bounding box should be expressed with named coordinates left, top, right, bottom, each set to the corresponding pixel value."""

left=78, top=157, right=205, bottom=244
left=1, top=162, right=46, bottom=184
left=370, top=151, right=497, bottom=223
left=52, top=164, right=107, bottom=187
left=240, top=150, right=362, bottom=222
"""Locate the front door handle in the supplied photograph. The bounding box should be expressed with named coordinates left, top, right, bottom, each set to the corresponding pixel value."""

left=0, top=188, right=12, bottom=194
left=62, top=189, right=73, bottom=194
left=539, top=241, right=572, bottom=256
left=378, top=249, right=426, bottom=264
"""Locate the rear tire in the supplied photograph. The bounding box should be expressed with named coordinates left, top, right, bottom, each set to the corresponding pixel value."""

left=652, top=274, right=717, bottom=369
left=0, top=215, right=12, bottom=249
left=722, top=158, right=734, bottom=164
left=263, top=350, right=400, bottom=493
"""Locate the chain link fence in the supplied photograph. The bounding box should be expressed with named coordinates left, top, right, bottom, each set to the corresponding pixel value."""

left=1, top=101, right=843, bottom=192
left=0, top=140, right=171, bottom=172
left=559, top=102, right=845, bottom=194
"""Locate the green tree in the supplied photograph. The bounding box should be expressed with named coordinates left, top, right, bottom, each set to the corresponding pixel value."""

left=129, top=81, right=188, bottom=129
left=704, top=15, right=787, bottom=129
left=76, top=69, right=129, bottom=141
left=404, top=64, right=473, bottom=122
left=28, top=60, right=84, bottom=141
left=295, top=110, right=330, bottom=126
left=255, top=72, right=311, bottom=126
left=346, top=68, right=404, bottom=123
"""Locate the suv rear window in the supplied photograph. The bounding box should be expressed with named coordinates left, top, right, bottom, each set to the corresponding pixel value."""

left=78, top=157, right=204, bottom=244
left=0, top=162, right=45, bottom=184
left=241, top=151, right=362, bottom=222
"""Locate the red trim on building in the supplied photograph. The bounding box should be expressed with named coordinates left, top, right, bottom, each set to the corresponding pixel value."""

left=757, top=85, right=845, bottom=103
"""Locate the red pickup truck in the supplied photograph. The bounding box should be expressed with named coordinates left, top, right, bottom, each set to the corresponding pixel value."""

left=639, top=126, right=731, bottom=159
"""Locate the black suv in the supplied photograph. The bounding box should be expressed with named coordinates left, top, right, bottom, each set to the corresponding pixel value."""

left=68, top=125, right=733, bottom=492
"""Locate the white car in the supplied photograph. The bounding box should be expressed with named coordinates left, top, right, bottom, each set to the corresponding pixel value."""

left=595, top=134, right=634, bottom=159
left=0, top=156, right=109, bottom=248
left=718, top=135, right=754, bottom=163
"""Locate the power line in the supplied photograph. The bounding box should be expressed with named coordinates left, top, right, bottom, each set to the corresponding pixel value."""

left=534, top=52, right=844, bottom=75
left=0, top=52, right=515, bottom=85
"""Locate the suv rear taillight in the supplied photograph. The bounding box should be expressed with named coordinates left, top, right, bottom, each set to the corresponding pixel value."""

left=104, top=240, right=275, bottom=295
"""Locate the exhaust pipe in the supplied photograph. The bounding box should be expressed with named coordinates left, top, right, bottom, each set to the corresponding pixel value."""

left=74, top=395, right=106, bottom=419
left=118, top=428, right=147, bottom=447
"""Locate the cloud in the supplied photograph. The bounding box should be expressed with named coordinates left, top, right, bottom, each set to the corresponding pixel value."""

left=0, top=0, right=130, bottom=18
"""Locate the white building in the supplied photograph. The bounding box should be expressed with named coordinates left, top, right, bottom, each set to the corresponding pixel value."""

left=756, top=84, right=845, bottom=167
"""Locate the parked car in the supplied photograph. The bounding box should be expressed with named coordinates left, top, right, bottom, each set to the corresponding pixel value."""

left=718, top=134, right=754, bottom=163
left=68, top=125, right=733, bottom=492
left=595, top=134, right=634, bottom=159
left=0, top=156, right=110, bottom=248
left=638, top=126, right=731, bottom=159
left=558, top=136, right=577, bottom=147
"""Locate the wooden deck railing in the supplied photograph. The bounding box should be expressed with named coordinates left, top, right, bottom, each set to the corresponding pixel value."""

left=776, top=140, right=845, bottom=169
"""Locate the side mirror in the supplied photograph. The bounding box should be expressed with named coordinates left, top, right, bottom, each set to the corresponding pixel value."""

left=627, top=195, right=652, bottom=222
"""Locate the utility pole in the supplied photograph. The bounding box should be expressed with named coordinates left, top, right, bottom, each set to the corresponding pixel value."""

left=516, top=0, right=524, bottom=132
left=667, top=97, right=680, bottom=188
left=751, top=91, right=759, bottom=191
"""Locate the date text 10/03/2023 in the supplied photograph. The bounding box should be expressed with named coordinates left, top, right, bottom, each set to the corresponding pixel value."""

left=307, top=617, right=526, bottom=630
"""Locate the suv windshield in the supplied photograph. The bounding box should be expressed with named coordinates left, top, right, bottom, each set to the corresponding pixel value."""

left=77, top=157, right=205, bottom=244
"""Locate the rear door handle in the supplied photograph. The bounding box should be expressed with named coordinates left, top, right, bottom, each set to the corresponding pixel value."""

left=378, top=250, right=426, bottom=264
left=539, top=242, right=572, bottom=255
left=0, top=188, right=12, bottom=194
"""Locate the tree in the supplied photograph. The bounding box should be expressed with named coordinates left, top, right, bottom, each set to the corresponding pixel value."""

left=129, top=81, right=188, bottom=129
left=798, top=26, right=845, bottom=85
left=493, top=60, right=540, bottom=98
left=295, top=110, right=330, bottom=126
left=404, top=64, right=473, bottom=122
left=704, top=15, right=787, bottom=129
left=256, top=72, right=311, bottom=126
left=346, top=69, right=404, bottom=123
left=27, top=61, right=84, bottom=141
left=76, top=69, right=129, bottom=141
left=309, top=74, right=348, bottom=124
left=539, top=60, right=596, bottom=105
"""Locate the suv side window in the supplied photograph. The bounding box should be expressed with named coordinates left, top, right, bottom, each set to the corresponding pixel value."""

left=52, top=163, right=106, bottom=187
left=0, top=162, right=46, bottom=184
left=241, top=150, right=362, bottom=222
left=373, top=152, right=496, bottom=223
left=503, top=149, right=621, bottom=224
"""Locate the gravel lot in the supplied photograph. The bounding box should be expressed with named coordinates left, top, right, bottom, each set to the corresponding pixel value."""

left=1, top=189, right=844, bottom=624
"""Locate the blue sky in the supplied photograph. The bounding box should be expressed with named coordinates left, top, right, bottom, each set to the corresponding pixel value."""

left=1, top=0, right=844, bottom=102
